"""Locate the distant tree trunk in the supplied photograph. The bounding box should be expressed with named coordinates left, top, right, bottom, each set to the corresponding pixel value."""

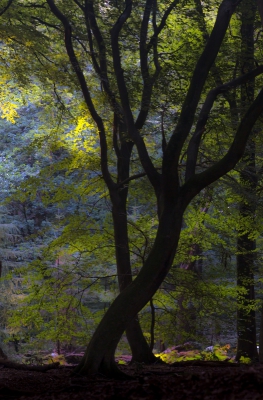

left=0, top=262, right=7, bottom=360
left=177, top=202, right=210, bottom=342
left=257, top=0, right=263, bottom=26
left=236, top=227, right=258, bottom=361
left=258, top=304, right=263, bottom=362
left=236, top=0, right=258, bottom=362
left=177, top=243, right=202, bottom=342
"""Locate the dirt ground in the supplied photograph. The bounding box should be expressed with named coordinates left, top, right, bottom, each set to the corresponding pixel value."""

left=0, top=362, right=263, bottom=399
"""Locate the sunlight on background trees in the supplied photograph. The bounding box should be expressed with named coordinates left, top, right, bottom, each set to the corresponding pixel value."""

left=0, top=0, right=261, bottom=377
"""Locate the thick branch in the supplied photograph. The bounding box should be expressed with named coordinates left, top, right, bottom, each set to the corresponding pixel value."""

left=73, top=0, right=84, bottom=11
left=146, top=0, right=179, bottom=53
left=140, top=0, right=153, bottom=81
left=185, top=65, right=263, bottom=180
left=135, top=0, right=155, bottom=129
left=136, top=0, right=179, bottom=129
left=163, top=0, right=242, bottom=188
left=112, top=112, right=121, bottom=159
left=46, top=0, right=115, bottom=190
left=257, top=0, right=263, bottom=27
left=84, top=0, right=119, bottom=111
left=194, top=0, right=238, bottom=115
left=111, top=0, right=161, bottom=192
left=110, top=0, right=134, bottom=128
left=0, top=0, right=13, bottom=16
left=181, top=85, right=263, bottom=204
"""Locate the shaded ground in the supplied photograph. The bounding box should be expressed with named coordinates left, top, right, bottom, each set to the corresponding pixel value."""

left=0, top=362, right=262, bottom=399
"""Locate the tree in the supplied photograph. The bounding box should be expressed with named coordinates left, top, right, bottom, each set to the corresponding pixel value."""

left=38, top=0, right=263, bottom=376
left=0, top=0, right=261, bottom=375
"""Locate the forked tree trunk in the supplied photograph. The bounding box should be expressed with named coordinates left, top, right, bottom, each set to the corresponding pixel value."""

left=110, top=119, right=156, bottom=363
left=45, top=0, right=263, bottom=377
left=74, top=206, right=184, bottom=375
left=112, top=200, right=156, bottom=363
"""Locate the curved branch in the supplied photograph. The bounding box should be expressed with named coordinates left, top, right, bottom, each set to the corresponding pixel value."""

left=136, top=0, right=179, bottom=129
left=163, top=0, right=242, bottom=187
left=194, top=0, right=239, bottom=125
left=0, top=0, right=13, bottom=17
left=185, top=65, right=263, bottom=181
left=73, top=0, right=84, bottom=11
left=84, top=0, right=120, bottom=113
left=181, top=85, right=263, bottom=204
left=117, top=171, right=147, bottom=187
left=146, top=0, right=179, bottom=53
left=140, top=0, right=153, bottom=84
left=135, top=0, right=154, bottom=129
left=46, top=0, right=115, bottom=190
left=110, top=0, right=133, bottom=127
left=111, top=0, right=161, bottom=192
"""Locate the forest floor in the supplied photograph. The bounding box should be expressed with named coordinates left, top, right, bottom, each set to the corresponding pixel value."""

left=0, top=361, right=262, bottom=399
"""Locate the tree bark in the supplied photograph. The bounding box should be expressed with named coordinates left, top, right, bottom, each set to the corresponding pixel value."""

left=259, top=304, right=263, bottom=362
left=236, top=0, right=258, bottom=362
left=111, top=198, right=156, bottom=363
left=236, top=229, right=258, bottom=361
left=74, top=205, right=184, bottom=375
left=111, top=119, right=156, bottom=363
left=74, top=82, right=263, bottom=375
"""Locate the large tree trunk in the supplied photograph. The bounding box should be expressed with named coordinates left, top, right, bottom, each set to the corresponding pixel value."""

left=236, top=0, right=258, bottom=362
left=45, top=0, right=263, bottom=378
left=110, top=121, right=155, bottom=363
left=112, top=200, right=156, bottom=363
left=74, top=205, right=184, bottom=375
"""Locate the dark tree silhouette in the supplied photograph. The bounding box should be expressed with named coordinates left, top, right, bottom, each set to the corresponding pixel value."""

left=43, top=0, right=263, bottom=376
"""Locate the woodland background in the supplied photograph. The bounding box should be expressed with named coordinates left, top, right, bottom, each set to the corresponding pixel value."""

left=0, top=0, right=261, bottom=370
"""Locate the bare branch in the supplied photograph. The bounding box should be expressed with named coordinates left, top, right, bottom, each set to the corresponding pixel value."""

left=118, top=172, right=147, bottom=187
left=73, top=0, right=84, bottom=11
left=163, top=0, right=242, bottom=191
left=84, top=0, right=122, bottom=115
left=182, top=85, right=263, bottom=204
left=46, top=0, right=115, bottom=190
left=30, top=16, right=61, bottom=30
left=140, top=0, right=153, bottom=82
left=146, top=0, right=179, bottom=53
left=135, top=0, right=162, bottom=129
left=0, top=0, right=13, bottom=17
left=111, top=0, right=161, bottom=191
left=194, top=0, right=238, bottom=123
left=185, top=65, right=263, bottom=181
